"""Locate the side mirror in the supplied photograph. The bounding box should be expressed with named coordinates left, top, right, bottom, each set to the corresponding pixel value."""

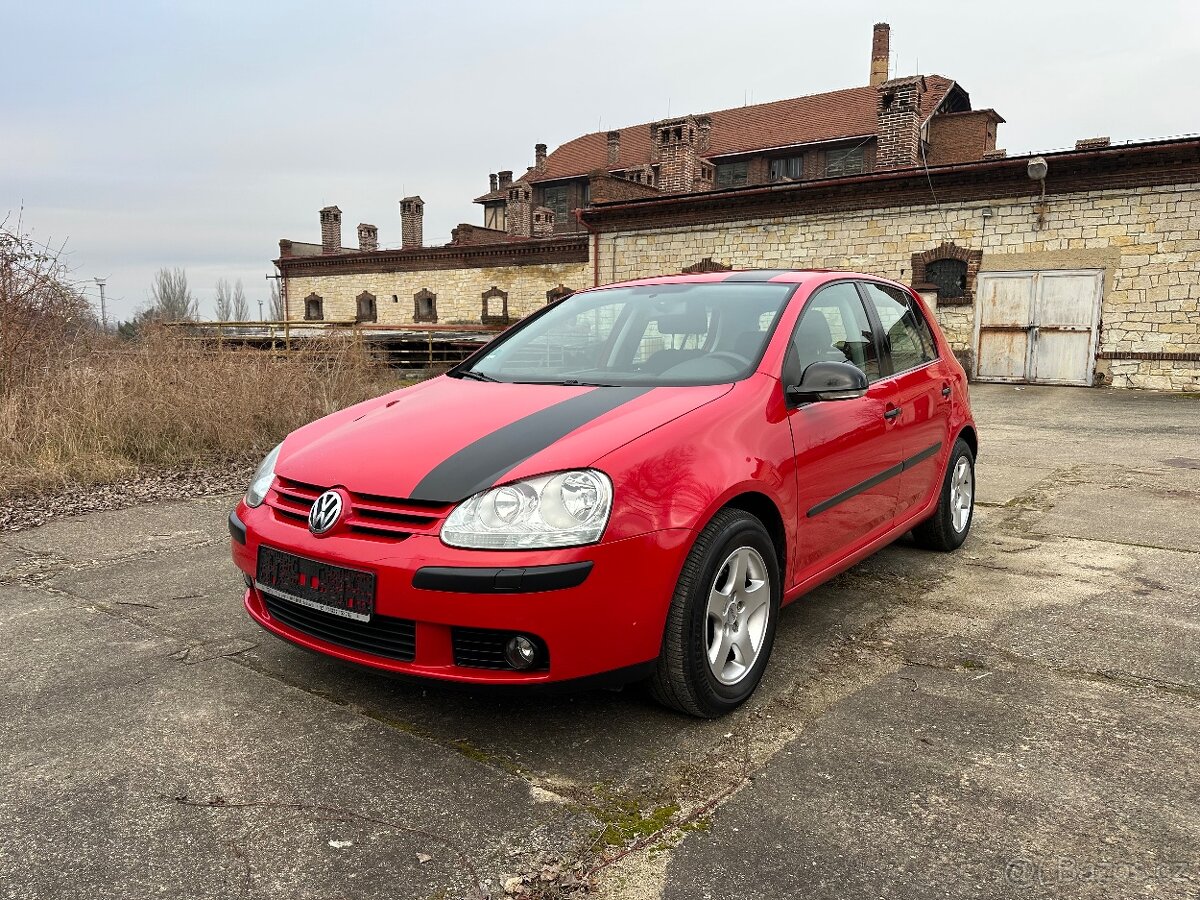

left=786, top=361, right=868, bottom=403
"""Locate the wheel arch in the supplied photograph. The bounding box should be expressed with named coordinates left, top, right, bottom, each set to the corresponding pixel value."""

left=956, top=424, right=979, bottom=459
left=719, top=491, right=787, bottom=580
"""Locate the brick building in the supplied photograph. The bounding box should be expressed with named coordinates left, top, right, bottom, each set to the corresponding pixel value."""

left=274, top=22, right=1200, bottom=390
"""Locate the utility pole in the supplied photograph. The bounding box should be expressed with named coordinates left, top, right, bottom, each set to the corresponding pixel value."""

left=93, top=277, right=108, bottom=330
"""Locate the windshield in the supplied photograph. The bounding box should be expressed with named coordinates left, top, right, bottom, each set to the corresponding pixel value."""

left=456, top=282, right=796, bottom=386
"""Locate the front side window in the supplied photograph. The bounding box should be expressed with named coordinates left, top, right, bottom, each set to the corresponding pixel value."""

left=716, top=161, right=749, bottom=188
left=460, top=282, right=795, bottom=387
left=790, top=282, right=880, bottom=382
left=860, top=282, right=937, bottom=373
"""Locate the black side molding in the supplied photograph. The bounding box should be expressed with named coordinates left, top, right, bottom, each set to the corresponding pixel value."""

left=413, top=561, right=593, bottom=594
left=807, top=441, right=943, bottom=518
left=229, top=510, right=247, bottom=545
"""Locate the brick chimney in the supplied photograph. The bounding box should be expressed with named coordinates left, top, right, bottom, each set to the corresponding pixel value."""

left=400, top=196, right=424, bottom=249
left=319, top=206, right=342, bottom=254
left=696, top=115, right=712, bottom=154
left=498, top=170, right=513, bottom=190
left=606, top=130, right=621, bottom=166
left=652, top=116, right=700, bottom=194
left=1075, top=136, right=1111, bottom=151
left=506, top=182, right=532, bottom=238
left=875, top=77, right=922, bottom=170
left=870, top=23, right=890, bottom=87
left=534, top=143, right=548, bottom=175
left=532, top=206, right=556, bottom=238
left=489, top=173, right=498, bottom=192
left=357, top=223, right=378, bottom=252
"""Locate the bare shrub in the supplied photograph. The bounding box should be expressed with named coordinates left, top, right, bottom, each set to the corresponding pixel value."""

left=0, top=217, right=96, bottom=395
left=0, top=331, right=410, bottom=497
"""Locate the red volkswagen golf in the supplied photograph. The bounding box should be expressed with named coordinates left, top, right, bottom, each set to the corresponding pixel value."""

left=231, top=270, right=977, bottom=716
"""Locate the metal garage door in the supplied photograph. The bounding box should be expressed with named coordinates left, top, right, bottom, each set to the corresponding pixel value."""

left=974, top=270, right=1103, bottom=386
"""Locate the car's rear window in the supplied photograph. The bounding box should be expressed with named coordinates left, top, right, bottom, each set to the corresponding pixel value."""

left=458, top=282, right=796, bottom=387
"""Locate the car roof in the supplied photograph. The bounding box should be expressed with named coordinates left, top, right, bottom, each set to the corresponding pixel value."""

left=593, top=269, right=907, bottom=290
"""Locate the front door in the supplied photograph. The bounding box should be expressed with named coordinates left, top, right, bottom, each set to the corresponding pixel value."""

left=974, top=270, right=1103, bottom=386
left=784, top=281, right=904, bottom=581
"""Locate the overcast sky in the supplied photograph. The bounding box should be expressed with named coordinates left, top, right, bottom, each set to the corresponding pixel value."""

left=4, top=0, right=1197, bottom=322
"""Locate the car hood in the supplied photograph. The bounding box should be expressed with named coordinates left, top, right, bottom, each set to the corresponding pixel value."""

left=277, top=376, right=732, bottom=503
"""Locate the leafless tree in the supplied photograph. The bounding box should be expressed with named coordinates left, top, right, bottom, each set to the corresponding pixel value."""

left=233, top=279, right=250, bottom=322
left=269, top=279, right=284, bottom=320
left=150, top=267, right=197, bottom=321
left=0, top=213, right=95, bottom=395
left=214, top=278, right=233, bottom=321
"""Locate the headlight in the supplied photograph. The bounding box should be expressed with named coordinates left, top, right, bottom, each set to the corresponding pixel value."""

left=441, top=470, right=613, bottom=550
left=245, top=443, right=282, bottom=508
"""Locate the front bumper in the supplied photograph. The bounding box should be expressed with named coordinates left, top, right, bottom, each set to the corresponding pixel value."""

left=231, top=501, right=693, bottom=685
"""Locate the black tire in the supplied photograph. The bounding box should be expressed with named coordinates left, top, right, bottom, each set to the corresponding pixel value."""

left=649, top=508, right=781, bottom=717
left=912, top=437, right=975, bottom=552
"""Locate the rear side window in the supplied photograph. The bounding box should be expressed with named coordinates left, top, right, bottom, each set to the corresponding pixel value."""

left=790, top=282, right=880, bottom=382
left=860, top=282, right=938, bottom=373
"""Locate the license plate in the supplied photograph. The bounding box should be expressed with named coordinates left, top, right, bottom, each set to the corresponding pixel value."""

left=255, top=546, right=375, bottom=622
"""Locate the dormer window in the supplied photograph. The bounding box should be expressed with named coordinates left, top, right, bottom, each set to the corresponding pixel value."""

left=825, top=146, right=865, bottom=177
left=769, top=156, right=804, bottom=181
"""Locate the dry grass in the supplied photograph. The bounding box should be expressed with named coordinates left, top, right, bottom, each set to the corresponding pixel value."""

left=0, top=332, right=412, bottom=499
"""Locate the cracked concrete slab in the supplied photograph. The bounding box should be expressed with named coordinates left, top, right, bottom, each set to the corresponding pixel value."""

left=0, top=591, right=597, bottom=900
left=663, top=665, right=1200, bottom=899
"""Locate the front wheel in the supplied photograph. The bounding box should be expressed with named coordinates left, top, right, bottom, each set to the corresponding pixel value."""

left=912, top=437, right=975, bottom=552
left=649, top=509, right=781, bottom=717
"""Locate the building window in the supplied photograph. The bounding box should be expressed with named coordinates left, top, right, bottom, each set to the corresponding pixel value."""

left=716, top=161, right=749, bottom=188
left=825, top=147, right=865, bottom=178
left=911, top=242, right=983, bottom=307
left=481, top=286, right=509, bottom=325
left=924, top=259, right=968, bottom=300
left=484, top=203, right=506, bottom=232
left=769, top=155, right=803, bottom=181
left=356, top=291, right=377, bottom=323
left=304, top=293, right=323, bottom=321
left=541, top=185, right=570, bottom=228
left=414, top=289, right=437, bottom=323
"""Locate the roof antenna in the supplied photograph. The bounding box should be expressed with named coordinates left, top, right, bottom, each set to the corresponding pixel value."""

left=666, top=97, right=671, bottom=116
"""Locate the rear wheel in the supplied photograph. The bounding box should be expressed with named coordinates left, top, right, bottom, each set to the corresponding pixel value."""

left=650, top=509, right=781, bottom=717
left=912, top=437, right=975, bottom=552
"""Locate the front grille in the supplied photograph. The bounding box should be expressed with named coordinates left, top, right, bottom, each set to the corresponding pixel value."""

left=263, top=594, right=416, bottom=662
left=452, top=627, right=549, bottom=671
left=267, top=477, right=451, bottom=540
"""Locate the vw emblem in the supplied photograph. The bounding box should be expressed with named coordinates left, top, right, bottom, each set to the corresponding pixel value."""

left=308, top=490, right=344, bottom=535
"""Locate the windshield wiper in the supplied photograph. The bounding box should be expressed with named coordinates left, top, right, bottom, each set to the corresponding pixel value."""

left=514, top=378, right=622, bottom=387
left=457, top=370, right=500, bottom=382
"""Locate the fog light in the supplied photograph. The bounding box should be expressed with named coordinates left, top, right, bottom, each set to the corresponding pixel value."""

left=504, top=635, right=539, bottom=670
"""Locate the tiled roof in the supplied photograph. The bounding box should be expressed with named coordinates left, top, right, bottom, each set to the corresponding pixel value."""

left=524, top=76, right=957, bottom=184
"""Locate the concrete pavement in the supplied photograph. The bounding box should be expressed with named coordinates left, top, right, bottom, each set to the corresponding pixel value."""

left=1, top=384, right=1197, bottom=898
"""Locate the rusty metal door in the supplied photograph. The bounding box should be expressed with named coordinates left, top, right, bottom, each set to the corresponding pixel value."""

left=974, top=270, right=1102, bottom=386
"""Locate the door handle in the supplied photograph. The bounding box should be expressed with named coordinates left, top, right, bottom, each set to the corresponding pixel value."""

left=941, top=385, right=952, bottom=398
left=883, top=406, right=902, bottom=421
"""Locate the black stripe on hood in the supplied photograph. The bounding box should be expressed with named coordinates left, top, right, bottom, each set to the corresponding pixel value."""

left=409, top=386, right=652, bottom=503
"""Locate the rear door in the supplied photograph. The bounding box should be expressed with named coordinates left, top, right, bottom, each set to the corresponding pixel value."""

left=784, top=281, right=904, bottom=579
left=858, top=281, right=949, bottom=518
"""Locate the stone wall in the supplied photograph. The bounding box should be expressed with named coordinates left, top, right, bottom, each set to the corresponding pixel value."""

left=285, top=259, right=592, bottom=325
left=594, top=182, right=1200, bottom=390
